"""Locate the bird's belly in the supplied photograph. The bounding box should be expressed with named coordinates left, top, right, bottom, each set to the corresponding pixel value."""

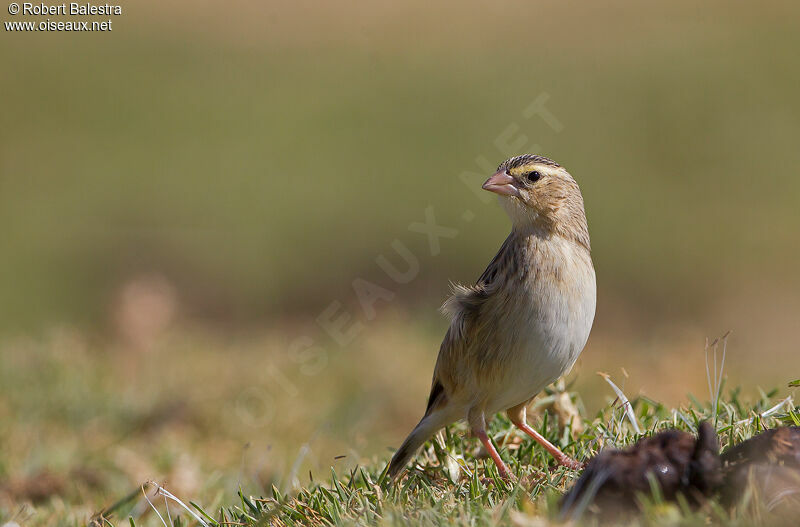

left=484, top=273, right=595, bottom=414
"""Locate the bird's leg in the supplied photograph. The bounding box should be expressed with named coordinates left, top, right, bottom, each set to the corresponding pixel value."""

left=507, top=402, right=583, bottom=471
left=476, top=429, right=512, bottom=480
left=469, top=409, right=512, bottom=480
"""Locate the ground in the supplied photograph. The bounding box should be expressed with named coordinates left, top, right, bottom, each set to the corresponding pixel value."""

left=0, top=324, right=795, bottom=526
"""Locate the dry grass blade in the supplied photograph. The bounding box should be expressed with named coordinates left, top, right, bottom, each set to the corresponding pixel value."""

left=597, top=372, right=641, bottom=435
left=144, top=481, right=213, bottom=527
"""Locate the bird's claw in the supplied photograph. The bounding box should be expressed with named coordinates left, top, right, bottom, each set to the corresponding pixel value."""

left=555, top=456, right=585, bottom=471
left=480, top=472, right=516, bottom=486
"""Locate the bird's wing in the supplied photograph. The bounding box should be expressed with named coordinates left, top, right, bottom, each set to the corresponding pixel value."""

left=440, top=232, right=514, bottom=336
left=426, top=234, right=516, bottom=410
left=476, top=232, right=516, bottom=287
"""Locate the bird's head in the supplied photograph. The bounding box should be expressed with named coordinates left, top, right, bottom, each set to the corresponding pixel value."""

left=483, top=154, right=590, bottom=248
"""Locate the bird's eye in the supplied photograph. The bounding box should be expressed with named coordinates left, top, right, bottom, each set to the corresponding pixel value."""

left=524, top=171, right=542, bottom=183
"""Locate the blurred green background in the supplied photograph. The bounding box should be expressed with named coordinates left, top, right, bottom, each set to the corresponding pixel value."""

left=1, top=0, right=799, bottom=517
left=3, top=0, right=799, bottom=332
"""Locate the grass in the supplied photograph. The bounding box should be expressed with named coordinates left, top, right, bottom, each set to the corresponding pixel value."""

left=0, top=323, right=797, bottom=526
left=86, top=383, right=798, bottom=526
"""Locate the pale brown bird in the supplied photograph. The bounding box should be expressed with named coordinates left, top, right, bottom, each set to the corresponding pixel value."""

left=387, top=154, right=596, bottom=480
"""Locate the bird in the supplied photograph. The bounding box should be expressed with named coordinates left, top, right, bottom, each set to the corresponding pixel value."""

left=387, top=154, right=596, bottom=480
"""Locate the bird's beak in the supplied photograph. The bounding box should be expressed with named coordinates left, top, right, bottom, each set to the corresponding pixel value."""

left=482, top=171, right=521, bottom=197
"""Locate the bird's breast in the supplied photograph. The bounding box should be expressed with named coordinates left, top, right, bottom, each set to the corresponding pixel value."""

left=480, top=237, right=596, bottom=412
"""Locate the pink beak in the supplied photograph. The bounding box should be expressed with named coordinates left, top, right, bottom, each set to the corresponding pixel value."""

left=482, top=171, right=521, bottom=197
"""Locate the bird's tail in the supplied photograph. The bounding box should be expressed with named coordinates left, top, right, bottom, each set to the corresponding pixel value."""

left=387, top=414, right=445, bottom=480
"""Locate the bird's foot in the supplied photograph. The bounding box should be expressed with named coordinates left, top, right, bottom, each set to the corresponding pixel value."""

left=480, top=471, right=516, bottom=486
left=554, top=455, right=584, bottom=471
left=519, top=471, right=548, bottom=489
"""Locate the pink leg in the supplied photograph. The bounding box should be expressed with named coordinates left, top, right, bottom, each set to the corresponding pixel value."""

left=475, top=429, right=512, bottom=480
left=507, top=403, right=583, bottom=470
left=469, top=408, right=512, bottom=480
